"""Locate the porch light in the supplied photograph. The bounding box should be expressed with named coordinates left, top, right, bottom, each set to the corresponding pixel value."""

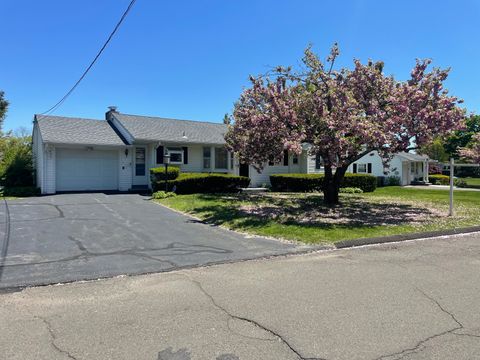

left=124, top=148, right=129, bottom=157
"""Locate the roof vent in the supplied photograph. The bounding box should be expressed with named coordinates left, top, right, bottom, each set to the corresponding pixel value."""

left=108, top=106, right=118, bottom=112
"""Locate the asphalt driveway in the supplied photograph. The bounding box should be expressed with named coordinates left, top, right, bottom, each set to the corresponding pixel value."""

left=0, top=193, right=312, bottom=290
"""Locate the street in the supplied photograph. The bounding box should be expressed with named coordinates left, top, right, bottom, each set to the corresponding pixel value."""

left=1, top=232, right=480, bottom=359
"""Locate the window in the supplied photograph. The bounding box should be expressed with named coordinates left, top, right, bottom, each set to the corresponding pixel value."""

left=357, top=163, right=367, bottom=173
left=166, top=147, right=183, bottom=164
left=292, top=153, right=299, bottom=165
left=230, top=152, right=234, bottom=169
left=215, top=147, right=228, bottom=169
left=203, top=147, right=211, bottom=169
left=135, top=148, right=146, bottom=176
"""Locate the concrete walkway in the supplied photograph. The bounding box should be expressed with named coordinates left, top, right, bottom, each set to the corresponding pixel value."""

left=1, top=232, right=479, bottom=359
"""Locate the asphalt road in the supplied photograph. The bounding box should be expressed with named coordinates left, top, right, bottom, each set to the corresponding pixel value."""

left=0, top=193, right=312, bottom=290
left=1, top=232, right=479, bottom=359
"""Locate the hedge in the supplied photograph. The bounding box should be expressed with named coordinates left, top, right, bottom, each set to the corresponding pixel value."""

left=152, top=173, right=250, bottom=194
left=270, top=173, right=377, bottom=193
left=0, top=186, right=40, bottom=197
left=429, top=174, right=450, bottom=185
left=150, top=166, right=180, bottom=181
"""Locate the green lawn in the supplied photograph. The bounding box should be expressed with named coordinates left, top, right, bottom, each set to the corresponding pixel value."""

left=463, top=177, right=480, bottom=189
left=155, top=187, right=480, bottom=244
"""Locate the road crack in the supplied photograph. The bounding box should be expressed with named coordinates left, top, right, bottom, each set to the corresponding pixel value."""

left=35, top=315, right=79, bottom=360
left=374, top=288, right=466, bottom=360
left=181, top=273, right=326, bottom=360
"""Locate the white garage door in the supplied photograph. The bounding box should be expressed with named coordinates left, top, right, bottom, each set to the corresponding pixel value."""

left=56, top=148, right=119, bottom=191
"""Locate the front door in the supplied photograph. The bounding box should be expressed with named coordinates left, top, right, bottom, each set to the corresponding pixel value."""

left=133, top=147, right=148, bottom=185
left=239, top=163, right=249, bottom=178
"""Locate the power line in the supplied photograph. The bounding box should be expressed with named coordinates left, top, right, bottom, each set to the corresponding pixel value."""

left=40, top=0, right=138, bottom=116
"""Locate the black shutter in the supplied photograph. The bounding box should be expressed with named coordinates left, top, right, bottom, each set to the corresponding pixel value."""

left=156, top=146, right=164, bottom=164
left=353, top=164, right=357, bottom=173
left=183, top=147, right=188, bottom=164
left=367, top=163, right=372, bottom=174
left=283, top=150, right=289, bottom=166
left=315, top=154, right=321, bottom=170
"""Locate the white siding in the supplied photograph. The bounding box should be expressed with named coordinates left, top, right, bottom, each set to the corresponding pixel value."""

left=32, top=123, right=44, bottom=191
left=249, top=154, right=302, bottom=187
left=43, top=145, right=56, bottom=194
left=118, top=147, right=132, bottom=191
left=348, top=151, right=404, bottom=178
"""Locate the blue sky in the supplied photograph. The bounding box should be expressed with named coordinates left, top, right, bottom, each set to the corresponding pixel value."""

left=1, top=0, right=479, bottom=132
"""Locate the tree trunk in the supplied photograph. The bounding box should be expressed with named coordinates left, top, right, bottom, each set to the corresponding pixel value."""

left=322, top=165, right=348, bottom=206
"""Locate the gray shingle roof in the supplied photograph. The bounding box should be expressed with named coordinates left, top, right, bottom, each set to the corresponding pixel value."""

left=113, top=113, right=227, bottom=144
left=397, top=152, right=429, bottom=161
left=35, top=115, right=126, bottom=146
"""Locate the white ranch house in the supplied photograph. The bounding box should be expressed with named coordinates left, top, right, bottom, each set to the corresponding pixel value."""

left=348, top=151, right=430, bottom=186
left=33, top=108, right=429, bottom=194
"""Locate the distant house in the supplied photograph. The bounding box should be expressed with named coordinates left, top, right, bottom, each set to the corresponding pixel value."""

left=348, top=151, right=430, bottom=186
left=32, top=107, right=325, bottom=194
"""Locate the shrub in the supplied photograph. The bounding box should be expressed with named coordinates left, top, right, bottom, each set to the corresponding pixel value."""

left=385, top=176, right=401, bottom=186
left=270, top=174, right=324, bottom=192
left=454, top=178, right=468, bottom=188
left=429, top=174, right=450, bottom=185
left=0, top=135, right=34, bottom=187
left=270, top=173, right=377, bottom=193
left=150, top=166, right=180, bottom=181
left=339, top=187, right=363, bottom=194
left=152, top=191, right=177, bottom=199
left=0, top=186, right=40, bottom=197
left=152, top=173, right=250, bottom=194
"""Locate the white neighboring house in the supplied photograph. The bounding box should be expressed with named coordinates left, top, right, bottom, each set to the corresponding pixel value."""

left=33, top=108, right=327, bottom=194
left=348, top=151, right=430, bottom=186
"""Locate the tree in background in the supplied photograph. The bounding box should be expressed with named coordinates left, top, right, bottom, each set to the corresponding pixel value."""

left=459, top=133, right=480, bottom=164
left=419, top=138, right=449, bottom=162
left=0, top=130, right=34, bottom=188
left=444, top=115, right=480, bottom=158
left=0, top=91, right=9, bottom=132
left=226, top=45, right=465, bottom=205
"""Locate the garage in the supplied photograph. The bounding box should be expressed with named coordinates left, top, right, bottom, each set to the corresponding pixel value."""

left=56, top=148, right=119, bottom=191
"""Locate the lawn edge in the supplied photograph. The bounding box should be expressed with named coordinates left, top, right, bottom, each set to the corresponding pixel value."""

left=152, top=198, right=480, bottom=250
left=335, top=226, right=480, bottom=248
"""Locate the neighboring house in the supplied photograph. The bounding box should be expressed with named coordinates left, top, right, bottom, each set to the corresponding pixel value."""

left=33, top=107, right=325, bottom=194
left=348, top=151, right=430, bottom=186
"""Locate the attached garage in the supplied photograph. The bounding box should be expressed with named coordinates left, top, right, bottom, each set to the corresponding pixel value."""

left=33, top=115, right=130, bottom=194
left=56, top=148, right=119, bottom=192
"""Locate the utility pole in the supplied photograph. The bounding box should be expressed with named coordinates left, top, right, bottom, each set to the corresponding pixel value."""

left=449, top=157, right=454, bottom=216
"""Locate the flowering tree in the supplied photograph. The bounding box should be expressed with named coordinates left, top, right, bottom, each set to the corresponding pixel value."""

left=225, top=45, right=465, bottom=205
left=459, top=133, right=480, bottom=163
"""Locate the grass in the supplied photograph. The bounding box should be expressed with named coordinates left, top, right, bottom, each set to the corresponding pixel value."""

left=462, top=177, right=480, bottom=189
left=155, top=187, right=480, bottom=244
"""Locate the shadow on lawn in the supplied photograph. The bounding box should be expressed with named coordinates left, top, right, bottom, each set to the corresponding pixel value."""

left=191, top=193, right=443, bottom=229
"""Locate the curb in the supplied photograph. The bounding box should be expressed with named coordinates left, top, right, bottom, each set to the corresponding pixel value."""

left=335, top=226, right=480, bottom=249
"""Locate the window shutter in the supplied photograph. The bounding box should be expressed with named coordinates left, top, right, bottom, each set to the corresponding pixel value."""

left=353, top=164, right=357, bottom=173
left=315, top=154, right=322, bottom=170
left=283, top=150, right=289, bottom=166
left=182, top=147, right=188, bottom=164
left=367, top=163, right=372, bottom=174
left=156, top=146, right=164, bottom=164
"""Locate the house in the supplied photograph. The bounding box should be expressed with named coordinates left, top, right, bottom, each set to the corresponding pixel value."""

left=33, top=107, right=326, bottom=194
left=348, top=151, right=430, bottom=186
